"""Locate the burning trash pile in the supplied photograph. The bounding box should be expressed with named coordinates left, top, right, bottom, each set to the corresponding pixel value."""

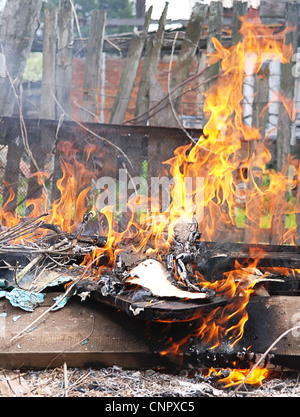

left=0, top=9, right=299, bottom=388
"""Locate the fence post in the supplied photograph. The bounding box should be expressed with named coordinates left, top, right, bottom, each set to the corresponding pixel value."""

left=81, top=9, right=106, bottom=123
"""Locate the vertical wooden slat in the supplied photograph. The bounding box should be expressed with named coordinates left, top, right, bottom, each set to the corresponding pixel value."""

left=271, top=2, right=299, bottom=245
left=0, top=0, right=43, bottom=213
left=0, top=0, right=43, bottom=116
left=244, top=65, right=269, bottom=244
left=276, top=2, right=299, bottom=173
left=149, top=3, right=208, bottom=127
left=81, top=9, right=106, bottom=123
left=2, top=137, right=23, bottom=216
left=26, top=7, right=58, bottom=209
left=169, top=3, right=208, bottom=113
left=231, top=0, right=248, bottom=45
left=202, top=1, right=223, bottom=126
left=134, top=2, right=168, bottom=124
left=109, top=7, right=152, bottom=125
left=56, top=0, right=74, bottom=120
left=41, top=7, right=58, bottom=120
left=205, top=1, right=223, bottom=90
left=50, top=0, right=74, bottom=203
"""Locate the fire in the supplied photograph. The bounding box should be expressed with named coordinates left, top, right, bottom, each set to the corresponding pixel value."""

left=206, top=366, right=269, bottom=388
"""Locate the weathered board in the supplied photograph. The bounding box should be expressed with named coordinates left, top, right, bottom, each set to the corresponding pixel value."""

left=240, top=296, right=300, bottom=370
left=0, top=290, right=299, bottom=370
left=0, top=292, right=163, bottom=369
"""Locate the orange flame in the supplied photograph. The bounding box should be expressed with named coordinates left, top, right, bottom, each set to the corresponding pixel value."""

left=207, top=366, right=269, bottom=388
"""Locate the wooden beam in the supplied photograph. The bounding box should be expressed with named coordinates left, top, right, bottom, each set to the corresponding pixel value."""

left=81, top=10, right=106, bottom=123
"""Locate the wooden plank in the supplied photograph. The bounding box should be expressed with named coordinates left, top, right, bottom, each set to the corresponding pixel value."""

left=202, top=1, right=223, bottom=125
left=231, top=0, right=248, bottom=45
left=41, top=7, right=58, bottom=120
left=134, top=2, right=168, bottom=124
left=169, top=3, right=208, bottom=113
left=81, top=10, right=106, bottom=123
left=149, top=4, right=208, bottom=127
left=271, top=3, right=299, bottom=245
left=244, top=65, right=269, bottom=244
left=0, top=292, right=161, bottom=369
left=240, top=296, right=300, bottom=369
left=191, top=295, right=300, bottom=370
left=2, top=138, right=23, bottom=215
left=26, top=9, right=58, bottom=207
left=56, top=0, right=73, bottom=120
left=276, top=2, right=299, bottom=173
left=0, top=0, right=43, bottom=117
left=109, top=7, right=152, bottom=125
left=205, top=1, right=223, bottom=89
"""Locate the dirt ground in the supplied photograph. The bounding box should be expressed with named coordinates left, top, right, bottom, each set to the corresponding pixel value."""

left=0, top=365, right=299, bottom=397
